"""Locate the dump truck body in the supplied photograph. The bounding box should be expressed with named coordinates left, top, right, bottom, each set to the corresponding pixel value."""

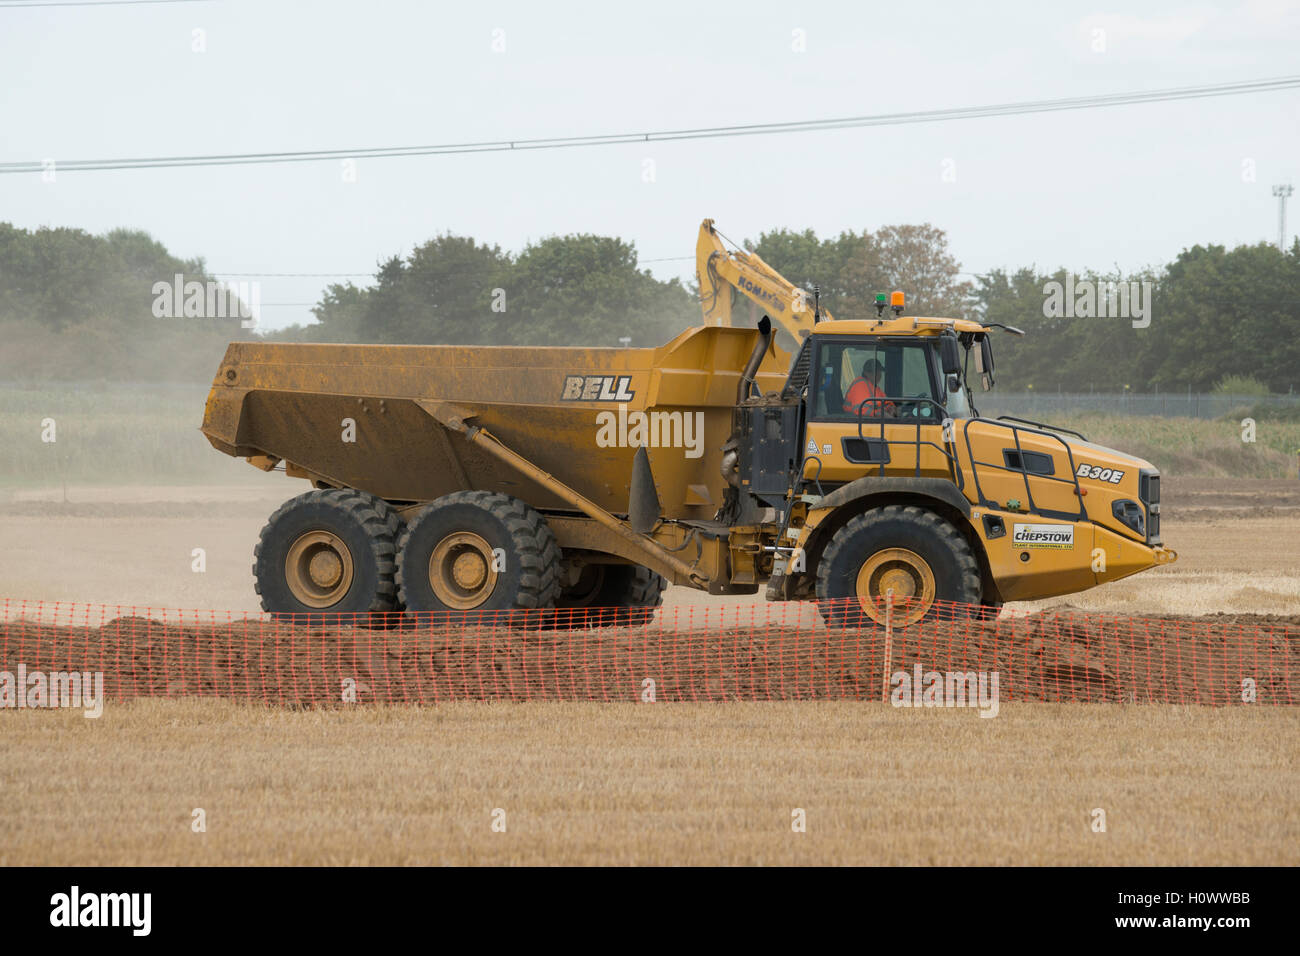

left=203, top=325, right=785, bottom=518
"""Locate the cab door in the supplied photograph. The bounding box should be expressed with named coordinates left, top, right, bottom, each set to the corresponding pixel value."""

left=802, top=336, right=956, bottom=485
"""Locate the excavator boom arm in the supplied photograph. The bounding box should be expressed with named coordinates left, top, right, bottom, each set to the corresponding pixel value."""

left=696, top=218, right=830, bottom=345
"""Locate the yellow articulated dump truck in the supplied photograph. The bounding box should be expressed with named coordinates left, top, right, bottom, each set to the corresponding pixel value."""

left=201, top=221, right=1175, bottom=626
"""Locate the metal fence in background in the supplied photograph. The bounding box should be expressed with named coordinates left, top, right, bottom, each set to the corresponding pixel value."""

left=977, top=392, right=1300, bottom=420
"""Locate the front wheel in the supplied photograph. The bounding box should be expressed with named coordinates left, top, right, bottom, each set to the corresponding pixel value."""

left=814, top=505, right=980, bottom=627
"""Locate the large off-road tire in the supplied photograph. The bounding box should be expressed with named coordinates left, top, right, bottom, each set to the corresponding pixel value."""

left=253, top=488, right=399, bottom=622
left=396, top=491, right=561, bottom=624
left=546, top=563, right=667, bottom=630
left=815, top=505, right=980, bottom=628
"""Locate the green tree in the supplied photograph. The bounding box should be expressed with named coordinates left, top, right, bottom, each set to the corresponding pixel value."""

left=314, top=236, right=513, bottom=344
left=745, top=227, right=862, bottom=317
left=302, top=232, right=695, bottom=347
left=0, top=222, right=242, bottom=381
left=507, top=234, right=693, bottom=347
left=970, top=267, right=1154, bottom=392
left=837, top=223, right=972, bottom=320
left=1143, top=242, right=1300, bottom=392
left=744, top=223, right=971, bottom=322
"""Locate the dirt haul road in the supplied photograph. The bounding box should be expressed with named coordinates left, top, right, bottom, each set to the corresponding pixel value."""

left=0, top=477, right=1296, bottom=617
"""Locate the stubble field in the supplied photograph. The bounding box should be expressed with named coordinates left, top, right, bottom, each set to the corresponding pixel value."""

left=2, top=700, right=1295, bottom=866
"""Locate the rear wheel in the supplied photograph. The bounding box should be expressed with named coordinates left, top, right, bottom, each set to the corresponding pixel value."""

left=547, top=562, right=667, bottom=629
left=396, top=491, right=561, bottom=623
left=253, top=489, right=399, bottom=622
left=815, top=505, right=980, bottom=627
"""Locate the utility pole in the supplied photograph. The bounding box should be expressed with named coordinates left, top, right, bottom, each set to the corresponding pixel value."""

left=1273, top=184, right=1294, bottom=251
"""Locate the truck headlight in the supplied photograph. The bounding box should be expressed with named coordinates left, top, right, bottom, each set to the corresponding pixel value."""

left=1112, top=499, right=1145, bottom=536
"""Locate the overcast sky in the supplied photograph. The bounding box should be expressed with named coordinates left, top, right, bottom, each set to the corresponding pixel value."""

left=2, top=0, right=1298, bottom=330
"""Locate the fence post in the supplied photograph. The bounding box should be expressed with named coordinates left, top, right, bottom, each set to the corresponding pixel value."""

left=881, top=589, right=894, bottom=703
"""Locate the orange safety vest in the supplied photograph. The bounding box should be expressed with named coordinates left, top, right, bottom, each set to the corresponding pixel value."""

left=843, top=378, right=893, bottom=415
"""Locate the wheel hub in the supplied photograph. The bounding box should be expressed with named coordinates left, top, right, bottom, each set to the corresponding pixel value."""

left=855, top=547, right=936, bottom=626
left=430, top=532, right=499, bottom=609
left=309, top=550, right=343, bottom=588
left=451, top=551, right=487, bottom=590
left=285, top=530, right=355, bottom=609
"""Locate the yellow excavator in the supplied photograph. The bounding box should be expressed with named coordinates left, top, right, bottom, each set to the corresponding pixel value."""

left=201, top=218, right=1176, bottom=626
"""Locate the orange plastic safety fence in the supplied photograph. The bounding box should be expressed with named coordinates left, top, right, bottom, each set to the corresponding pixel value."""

left=0, top=597, right=1294, bottom=708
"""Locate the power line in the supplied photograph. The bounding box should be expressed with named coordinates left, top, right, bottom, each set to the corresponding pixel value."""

left=0, top=0, right=211, bottom=7
left=208, top=256, right=695, bottom=279
left=211, top=272, right=378, bottom=278
left=4, top=75, right=1297, bottom=175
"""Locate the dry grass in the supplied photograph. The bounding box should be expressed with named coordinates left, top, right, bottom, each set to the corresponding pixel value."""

left=1, top=699, right=1294, bottom=866
left=0, top=384, right=253, bottom=489
left=1057, top=413, right=1300, bottom=478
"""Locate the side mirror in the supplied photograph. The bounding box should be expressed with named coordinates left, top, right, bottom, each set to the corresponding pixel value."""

left=979, top=336, right=995, bottom=390
left=939, top=334, right=962, bottom=375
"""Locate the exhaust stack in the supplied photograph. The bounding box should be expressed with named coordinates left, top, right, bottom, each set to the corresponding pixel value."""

left=737, top=315, right=773, bottom=404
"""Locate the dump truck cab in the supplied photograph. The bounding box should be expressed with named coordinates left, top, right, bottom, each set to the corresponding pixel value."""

left=724, top=310, right=1175, bottom=622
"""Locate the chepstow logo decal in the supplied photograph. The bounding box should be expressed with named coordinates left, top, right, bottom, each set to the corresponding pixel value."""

left=561, top=375, right=634, bottom=402
left=1012, top=523, right=1075, bottom=549
left=1076, top=463, right=1126, bottom=483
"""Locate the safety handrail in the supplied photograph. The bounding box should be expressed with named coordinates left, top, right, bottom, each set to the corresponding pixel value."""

left=962, top=417, right=1087, bottom=521
left=847, top=395, right=964, bottom=491
left=995, top=415, right=1089, bottom=442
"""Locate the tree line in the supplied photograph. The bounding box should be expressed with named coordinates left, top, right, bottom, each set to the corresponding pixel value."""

left=0, top=220, right=1296, bottom=392
left=288, top=234, right=693, bottom=348
left=973, top=242, right=1300, bottom=393
left=0, top=222, right=246, bottom=383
